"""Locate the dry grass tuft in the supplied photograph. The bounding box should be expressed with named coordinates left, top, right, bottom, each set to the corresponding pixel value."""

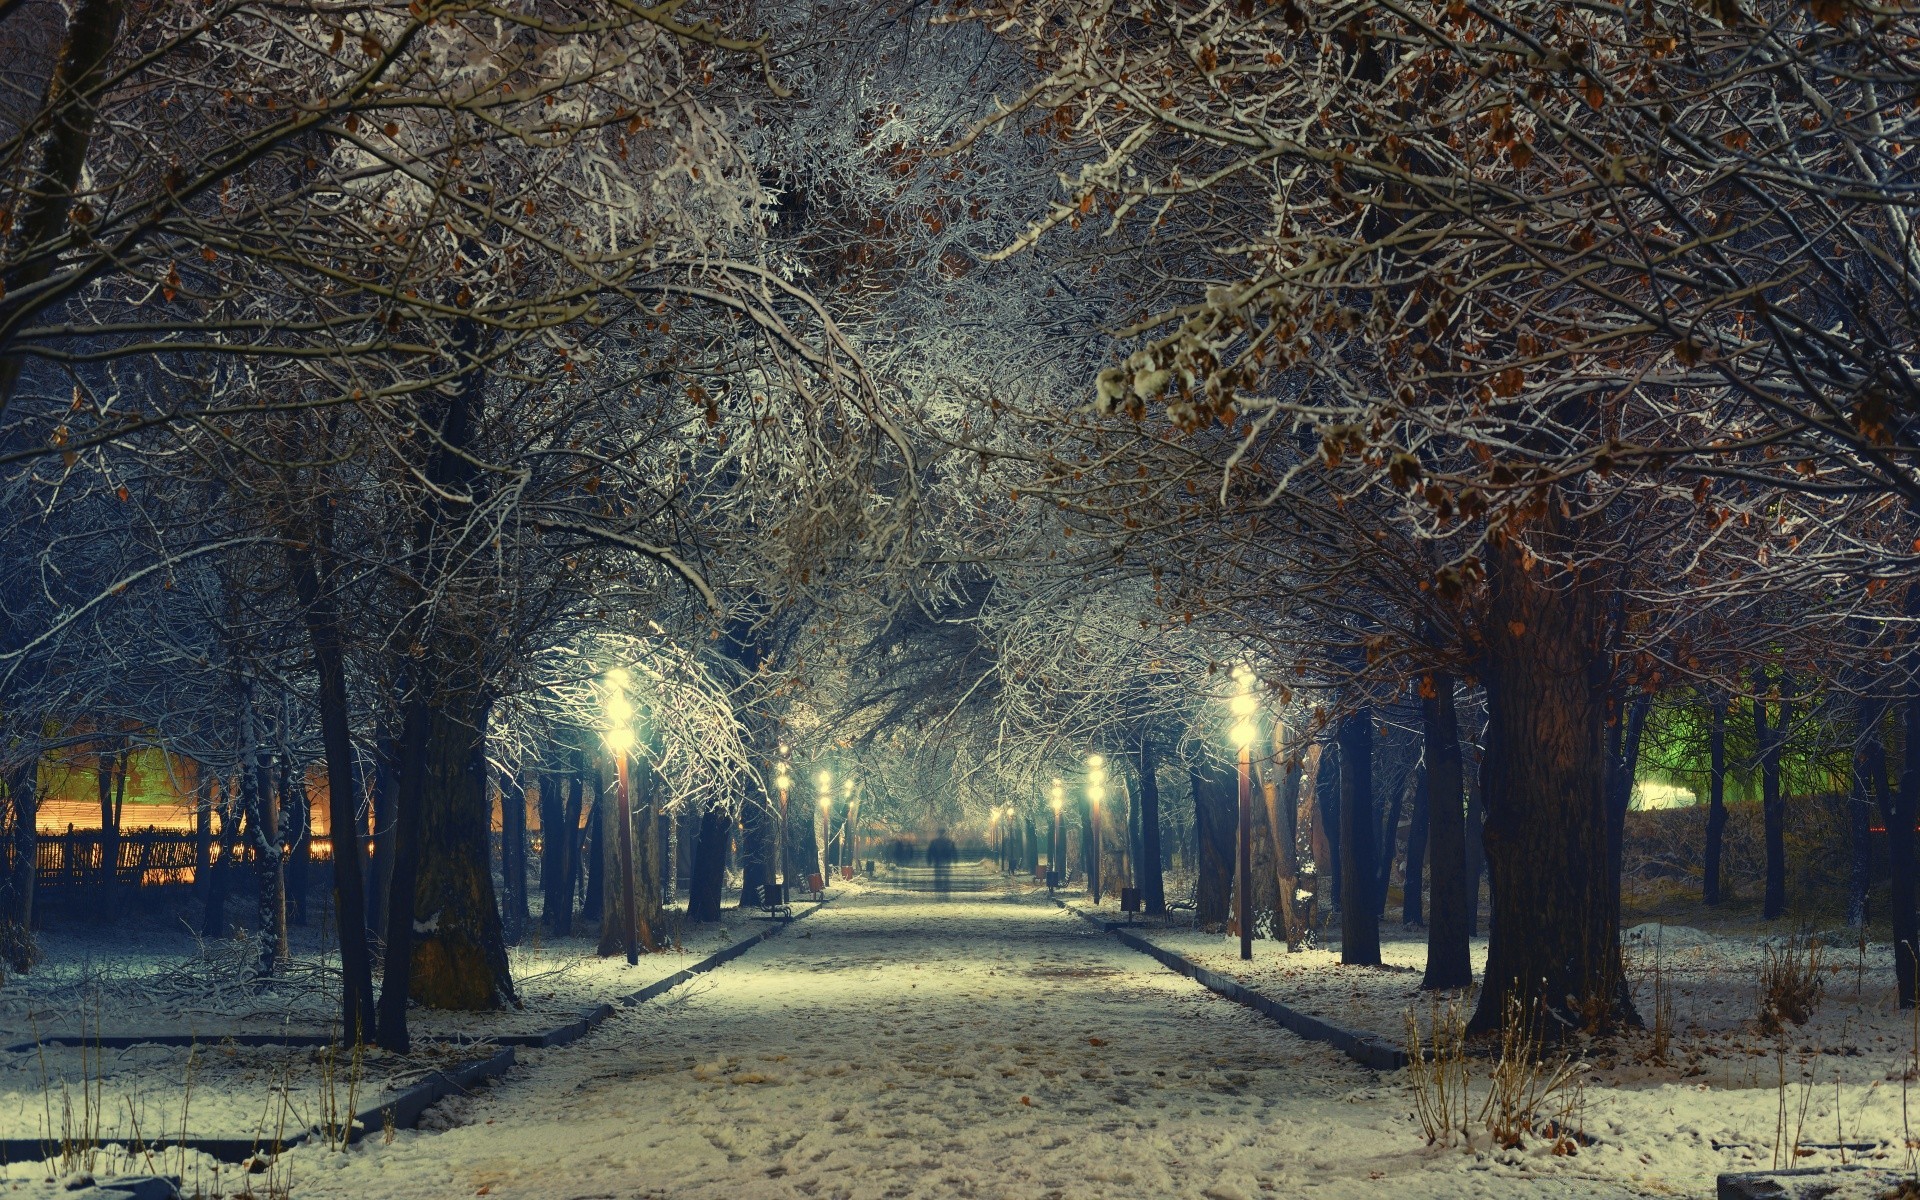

left=1758, top=935, right=1824, bottom=1035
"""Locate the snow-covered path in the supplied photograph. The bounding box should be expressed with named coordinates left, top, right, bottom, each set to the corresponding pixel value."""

left=292, top=885, right=1658, bottom=1200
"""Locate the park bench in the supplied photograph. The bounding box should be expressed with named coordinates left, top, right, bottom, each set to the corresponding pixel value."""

left=758, top=880, right=793, bottom=920
left=805, top=872, right=825, bottom=902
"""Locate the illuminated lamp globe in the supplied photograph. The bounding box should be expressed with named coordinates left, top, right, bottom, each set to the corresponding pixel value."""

left=817, top=769, right=832, bottom=791
left=606, top=667, right=631, bottom=688
left=1229, top=692, right=1258, bottom=718
left=606, top=694, right=635, bottom=724
left=1230, top=720, right=1258, bottom=749
left=606, top=726, right=637, bottom=754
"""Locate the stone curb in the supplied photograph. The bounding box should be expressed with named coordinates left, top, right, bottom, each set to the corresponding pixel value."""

left=1056, top=899, right=1407, bottom=1071
left=0, top=894, right=837, bottom=1166
left=1716, top=1164, right=1897, bottom=1198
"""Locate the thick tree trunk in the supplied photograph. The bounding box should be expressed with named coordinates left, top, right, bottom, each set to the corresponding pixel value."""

left=1191, top=762, right=1236, bottom=932
left=1337, top=707, right=1381, bottom=966
left=1704, top=696, right=1729, bottom=905
left=1471, top=546, right=1629, bottom=1035
left=239, top=683, right=285, bottom=977
left=1422, top=673, right=1472, bottom=989
left=406, top=693, right=514, bottom=1010
left=193, top=772, right=214, bottom=912
left=583, top=777, right=605, bottom=926
left=1249, top=763, right=1280, bottom=939
left=96, top=746, right=118, bottom=895
left=630, top=744, right=664, bottom=947
left=687, top=805, right=732, bottom=922
left=736, top=788, right=772, bottom=911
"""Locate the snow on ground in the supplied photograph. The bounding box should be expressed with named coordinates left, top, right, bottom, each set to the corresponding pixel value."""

left=274, top=877, right=1676, bottom=1200
left=0, top=891, right=810, bottom=1148
left=1081, top=891, right=1920, bottom=1196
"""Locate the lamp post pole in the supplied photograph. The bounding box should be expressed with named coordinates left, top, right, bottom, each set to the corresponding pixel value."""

left=603, top=669, right=639, bottom=966
left=614, top=748, right=639, bottom=964
left=1229, top=666, right=1260, bottom=961
left=775, top=746, right=790, bottom=894
left=1087, top=755, right=1107, bottom=904
left=1050, top=781, right=1065, bottom=880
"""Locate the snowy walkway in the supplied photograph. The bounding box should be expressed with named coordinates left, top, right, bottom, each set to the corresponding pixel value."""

left=291, top=885, right=1659, bottom=1200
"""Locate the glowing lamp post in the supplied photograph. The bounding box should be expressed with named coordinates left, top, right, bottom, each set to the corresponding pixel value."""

left=774, top=745, right=791, bottom=892
left=1087, top=754, right=1108, bottom=903
left=841, top=776, right=856, bottom=874
left=1229, top=666, right=1260, bottom=961
left=815, top=769, right=832, bottom=883
left=603, top=669, right=639, bottom=966
left=1050, top=779, right=1065, bottom=884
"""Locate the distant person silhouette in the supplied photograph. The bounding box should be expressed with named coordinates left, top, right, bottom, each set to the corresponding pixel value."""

left=927, top=828, right=957, bottom=897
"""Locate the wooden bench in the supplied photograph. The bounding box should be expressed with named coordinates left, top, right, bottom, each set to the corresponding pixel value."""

left=758, top=881, right=793, bottom=920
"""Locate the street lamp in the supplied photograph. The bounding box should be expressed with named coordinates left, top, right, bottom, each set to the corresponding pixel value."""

left=816, top=769, right=832, bottom=883
left=774, top=746, right=791, bottom=894
left=1050, top=779, right=1065, bottom=885
left=602, top=669, right=639, bottom=965
left=1229, top=665, right=1260, bottom=961
left=1087, top=754, right=1108, bottom=903
left=840, top=776, right=856, bottom=874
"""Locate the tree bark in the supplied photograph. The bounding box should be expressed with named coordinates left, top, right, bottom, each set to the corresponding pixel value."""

left=1128, top=733, right=1159, bottom=913
left=204, top=777, right=239, bottom=938
left=1403, top=761, right=1429, bottom=928
left=240, top=681, right=285, bottom=976
left=1316, top=743, right=1342, bottom=909
left=1471, top=544, right=1629, bottom=1035
left=1191, top=761, right=1236, bottom=932
left=0, top=0, right=127, bottom=407
left=1465, top=737, right=1486, bottom=937
left=1272, top=731, right=1305, bottom=950
left=500, top=764, right=527, bottom=943
left=1337, top=707, right=1381, bottom=966
left=1371, top=761, right=1409, bottom=921
left=1889, top=652, right=1920, bottom=1007
left=367, top=734, right=397, bottom=940
left=1704, top=695, right=1729, bottom=905
left=1422, top=672, right=1471, bottom=990
left=1606, top=692, right=1651, bottom=940
left=2, top=756, right=37, bottom=971
left=687, top=805, right=732, bottom=922
left=287, top=540, right=375, bottom=1043
left=406, top=692, right=514, bottom=1010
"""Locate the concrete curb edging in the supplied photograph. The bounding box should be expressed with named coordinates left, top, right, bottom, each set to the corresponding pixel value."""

left=0, top=894, right=838, bottom=1166
left=1716, top=1165, right=1893, bottom=1198
left=1057, top=900, right=1407, bottom=1071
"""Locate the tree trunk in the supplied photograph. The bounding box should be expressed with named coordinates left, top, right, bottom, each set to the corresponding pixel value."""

left=96, top=745, right=118, bottom=895
left=1888, top=649, right=1920, bottom=1007
left=367, top=734, right=397, bottom=939
left=736, top=786, right=772, bottom=911
left=404, top=692, right=515, bottom=1010
left=1403, top=760, right=1429, bottom=928
left=1850, top=695, right=1883, bottom=928
left=1606, top=692, right=1651, bottom=941
left=1337, top=707, right=1381, bottom=966
left=1470, top=545, right=1628, bottom=1035
left=287, top=539, right=375, bottom=1041
left=377, top=698, right=428, bottom=1052
left=1422, top=672, right=1471, bottom=990
left=1372, top=762, right=1410, bottom=920
left=1249, top=762, right=1280, bottom=939
left=500, top=764, right=527, bottom=943
left=1272, top=732, right=1306, bottom=950
left=1757, top=668, right=1791, bottom=921
left=1136, top=738, right=1165, bottom=914
left=1465, top=737, right=1486, bottom=937
left=0, top=0, right=128, bottom=406
left=1191, top=762, right=1236, bottom=933
left=1704, top=695, right=1729, bottom=905
left=2, top=756, right=37, bottom=971
left=1316, top=743, right=1342, bottom=909
left=630, top=743, right=664, bottom=948
left=204, top=778, right=239, bottom=938
left=240, top=682, right=284, bottom=977
left=583, top=775, right=605, bottom=926
left=687, top=805, right=732, bottom=922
